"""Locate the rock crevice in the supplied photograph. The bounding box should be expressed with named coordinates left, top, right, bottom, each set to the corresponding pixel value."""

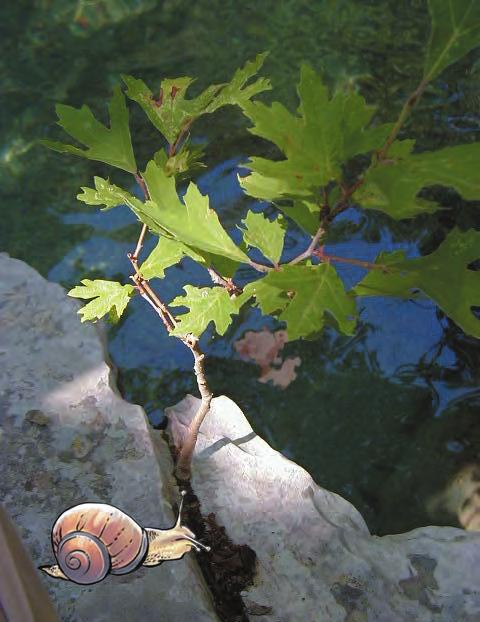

left=167, top=394, right=480, bottom=622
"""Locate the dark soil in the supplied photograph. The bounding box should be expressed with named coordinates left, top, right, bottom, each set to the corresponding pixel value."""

left=174, top=480, right=258, bottom=622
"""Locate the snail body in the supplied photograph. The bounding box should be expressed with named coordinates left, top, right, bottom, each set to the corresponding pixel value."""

left=40, top=492, right=209, bottom=585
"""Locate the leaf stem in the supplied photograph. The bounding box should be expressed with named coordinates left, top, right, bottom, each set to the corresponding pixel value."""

left=313, top=249, right=390, bottom=272
left=131, top=223, right=148, bottom=262
left=324, top=74, right=432, bottom=220
left=131, top=172, right=151, bottom=261
left=134, top=283, right=174, bottom=332
left=129, top=171, right=177, bottom=330
left=207, top=267, right=242, bottom=296
left=377, top=78, right=429, bottom=160
left=248, top=259, right=272, bottom=273
left=128, top=253, right=177, bottom=328
left=168, top=120, right=193, bottom=157
left=288, top=225, right=325, bottom=265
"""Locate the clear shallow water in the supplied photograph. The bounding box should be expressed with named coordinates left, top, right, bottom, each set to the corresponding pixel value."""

left=1, top=0, right=480, bottom=535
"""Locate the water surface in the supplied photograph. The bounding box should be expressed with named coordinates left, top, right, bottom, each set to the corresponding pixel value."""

left=2, top=0, right=480, bottom=535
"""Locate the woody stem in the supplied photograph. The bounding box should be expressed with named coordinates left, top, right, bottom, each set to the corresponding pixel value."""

left=175, top=336, right=213, bottom=480
left=131, top=149, right=213, bottom=481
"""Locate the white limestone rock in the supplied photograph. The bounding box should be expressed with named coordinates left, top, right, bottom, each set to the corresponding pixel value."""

left=0, top=254, right=218, bottom=622
left=167, top=394, right=480, bottom=622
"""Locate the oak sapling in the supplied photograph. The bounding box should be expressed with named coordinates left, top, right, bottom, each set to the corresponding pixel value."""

left=42, top=2, right=480, bottom=478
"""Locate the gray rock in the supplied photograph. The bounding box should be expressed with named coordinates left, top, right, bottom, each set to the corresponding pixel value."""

left=0, top=254, right=218, bottom=622
left=167, top=395, right=480, bottom=622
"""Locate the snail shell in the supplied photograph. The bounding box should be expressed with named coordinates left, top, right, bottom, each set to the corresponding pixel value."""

left=51, top=503, right=148, bottom=585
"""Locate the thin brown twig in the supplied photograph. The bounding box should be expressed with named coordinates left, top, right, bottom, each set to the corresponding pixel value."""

left=130, top=170, right=177, bottom=326
left=288, top=225, right=325, bottom=266
left=131, top=173, right=150, bottom=261
left=131, top=224, right=148, bottom=262
left=248, top=259, right=271, bottom=273
left=207, top=267, right=243, bottom=296
left=134, top=172, right=150, bottom=199
left=330, top=178, right=365, bottom=219
left=128, top=253, right=177, bottom=328
left=134, top=282, right=173, bottom=332
left=313, top=249, right=391, bottom=272
left=128, top=171, right=177, bottom=331
left=377, top=79, right=429, bottom=160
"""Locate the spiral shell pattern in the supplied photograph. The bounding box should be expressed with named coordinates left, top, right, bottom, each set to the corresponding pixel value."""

left=52, top=503, right=147, bottom=584
left=56, top=532, right=110, bottom=584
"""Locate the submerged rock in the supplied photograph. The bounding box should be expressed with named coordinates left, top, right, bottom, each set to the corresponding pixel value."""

left=167, top=395, right=480, bottom=622
left=0, top=254, right=218, bottom=622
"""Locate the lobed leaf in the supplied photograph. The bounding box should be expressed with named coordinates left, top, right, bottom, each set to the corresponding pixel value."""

left=41, top=86, right=136, bottom=173
left=280, top=200, right=320, bottom=236
left=204, top=53, right=271, bottom=113
left=239, top=64, right=392, bottom=202
left=140, top=237, right=204, bottom=280
left=425, top=0, right=480, bottom=81
left=243, top=263, right=357, bottom=339
left=122, top=53, right=270, bottom=145
left=357, top=140, right=480, bottom=219
left=78, top=170, right=247, bottom=277
left=68, top=279, right=134, bottom=323
left=170, top=285, right=241, bottom=337
left=141, top=160, right=250, bottom=263
left=239, top=211, right=285, bottom=264
left=353, top=228, right=480, bottom=338
left=77, top=176, right=172, bottom=237
left=154, top=144, right=207, bottom=179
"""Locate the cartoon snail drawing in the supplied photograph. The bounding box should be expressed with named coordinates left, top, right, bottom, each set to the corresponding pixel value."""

left=40, top=491, right=210, bottom=585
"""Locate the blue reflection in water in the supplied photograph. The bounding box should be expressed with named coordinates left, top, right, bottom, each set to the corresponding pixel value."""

left=47, top=156, right=474, bottom=418
left=47, top=156, right=478, bottom=533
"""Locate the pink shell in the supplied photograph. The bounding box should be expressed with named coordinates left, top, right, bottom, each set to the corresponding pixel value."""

left=52, top=503, right=147, bottom=584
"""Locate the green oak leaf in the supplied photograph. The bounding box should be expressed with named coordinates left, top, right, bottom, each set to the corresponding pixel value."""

left=239, top=276, right=289, bottom=315
left=40, top=86, right=136, bottom=173
left=281, top=200, right=320, bottom=236
left=68, top=279, right=134, bottom=323
left=239, top=64, right=392, bottom=201
left=237, top=170, right=310, bottom=202
left=170, top=285, right=240, bottom=337
left=154, top=144, right=206, bottom=179
left=140, top=237, right=204, bottom=280
left=77, top=176, right=141, bottom=210
left=204, top=53, right=271, bottom=112
left=425, top=0, right=480, bottom=81
left=243, top=263, right=357, bottom=339
left=202, top=252, right=244, bottom=279
left=357, top=140, right=480, bottom=219
left=353, top=228, right=480, bottom=338
left=122, top=53, right=270, bottom=145
left=141, top=160, right=250, bottom=263
left=77, top=176, right=173, bottom=237
left=239, top=211, right=285, bottom=264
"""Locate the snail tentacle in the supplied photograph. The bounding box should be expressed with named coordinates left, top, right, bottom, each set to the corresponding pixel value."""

left=41, top=496, right=210, bottom=583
